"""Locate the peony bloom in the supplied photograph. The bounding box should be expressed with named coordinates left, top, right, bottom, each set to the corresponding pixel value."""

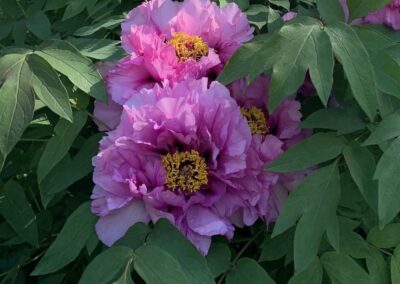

left=361, top=0, right=400, bottom=29
left=90, top=78, right=282, bottom=254
left=228, top=76, right=309, bottom=223
left=104, top=0, right=254, bottom=106
left=340, top=0, right=400, bottom=29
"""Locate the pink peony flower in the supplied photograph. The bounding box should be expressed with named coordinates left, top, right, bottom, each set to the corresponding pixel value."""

left=340, top=0, right=400, bottom=29
left=104, top=0, right=254, bottom=106
left=228, top=76, right=309, bottom=223
left=91, top=79, right=281, bottom=254
left=362, top=0, right=400, bottom=29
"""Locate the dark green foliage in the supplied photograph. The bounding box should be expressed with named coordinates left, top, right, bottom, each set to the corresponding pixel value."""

left=1, top=0, right=400, bottom=283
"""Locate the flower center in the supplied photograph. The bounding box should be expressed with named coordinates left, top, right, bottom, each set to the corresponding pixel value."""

left=162, top=150, right=208, bottom=193
left=167, top=32, right=209, bottom=61
left=241, top=107, right=269, bottom=137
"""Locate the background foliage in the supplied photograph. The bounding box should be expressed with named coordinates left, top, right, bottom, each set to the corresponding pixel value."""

left=1, top=0, right=400, bottom=283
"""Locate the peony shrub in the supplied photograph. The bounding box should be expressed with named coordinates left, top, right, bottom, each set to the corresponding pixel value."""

left=1, top=0, right=400, bottom=283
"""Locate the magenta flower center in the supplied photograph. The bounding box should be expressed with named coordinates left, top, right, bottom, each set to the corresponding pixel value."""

left=161, top=150, right=208, bottom=193
left=240, top=107, right=269, bottom=137
left=167, top=32, right=209, bottom=61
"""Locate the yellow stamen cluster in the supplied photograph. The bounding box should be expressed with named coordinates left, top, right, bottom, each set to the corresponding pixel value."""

left=241, top=107, right=269, bottom=137
left=167, top=32, right=209, bottom=61
left=162, top=150, right=208, bottom=193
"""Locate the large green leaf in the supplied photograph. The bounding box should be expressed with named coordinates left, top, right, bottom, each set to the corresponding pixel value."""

left=74, top=16, right=124, bottom=37
left=288, top=258, right=323, bottom=284
left=115, top=222, right=151, bottom=251
left=269, top=17, right=334, bottom=109
left=392, top=246, right=400, bottom=284
left=217, top=33, right=282, bottom=84
left=226, top=258, right=275, bottom=284
left=321, top=252, right=374, bottom=284
left=326, top=22, right=377, bottom=120
left=26, top=11, right=52, bottom=40
left=0, top=180, right=38, bottom=247
left=27, top=54, right=72, bottom=121
left=316, top=0, right=345, bottom=24
left=67, top=38, right=122, bottom=60
left=79, top=246, right=134, bottom=284
left=32, top=202, right=97, bottom=275
left=374, top=137, right=400, bottom=225
left=37, top=111, right=87, bottom=183
left=367, top=224, right=400, bottom=249
left=346, top=0, right=392, bottom=21
left=146, top=219, right=214, bottom=284
left=133, top=245, right=188, bottom=284
left=343, top=142, right=378, bottom=211
left=372, top=52, right=400, bottom=99
left=301, top=108, right=365, bottom=135
left=206, top=243, right=231, bottom=278
left=364, top=110, right=400, bottom=145
left=39, top=134, right=102, bottom=206
left=35, top=40, right=106, bottom=101
left=268, top=132, right=347, bottom=172
left=273, top=162, right=341, bottom=272
left=0, top=53, right=34, bottom=168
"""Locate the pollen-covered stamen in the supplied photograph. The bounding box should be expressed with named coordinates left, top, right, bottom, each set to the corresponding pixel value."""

left=162, top=150, right=208, bottom=193
left=167, top=32, right=209, bottom=61
left=241, top=107, right=269, bottom=137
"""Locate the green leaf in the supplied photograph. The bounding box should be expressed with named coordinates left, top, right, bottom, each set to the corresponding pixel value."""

left=0, top=54, right=34, bottom=166
left=44, top=0, right=68, bottom=10
left=269, top=0, right=290, bottom=10
left=269, top=17, right=334, bottom=109
left=74, top=16, right=124, bottom=36
left=326, top=22, right=378, bottom=120
left=245, top=5, right=269, bottom=29
left=321, top=252, right=374, bottom=284
left=366, top=246, right=390, bottom=284
left=63, top=0, right=87, bottom=21
left=115, top=223, right=151, bottom=250
left=392, top=246, right=400, bottom=284
left=112, top=263, right=134, bottom=284
left=39, top=133, right=101, bottom=206
left=79, top=246, right=134, bottom=284
left=343, top=142, right=378, bottom=211
left=226, top=258, right=275, bottom=284
left=37, top=111, right=87, bottom=183
left=346, top=0, right=392, bottom=21
left=288, top=258, right=323, bottom=284
left=356, top=26, right=396, bottom=53
left=133, top=245, right=188, bottom=284
left=268, top=132, right=347, bottom=172
left=338, top=217, right=371, bottom=258
left=259, top=228, right=294, bottom=262
left=367, top=224, right=400, bottom=249
left=206, top=243, right=231, bottom=278
left=67, top=38, right=122, bottom=60
left=316, top=0, right=345, bottom=24
left=217, top=33, right=282, bottom=84
left=27, top=54, right=72, bottom=121
left=35, top=40, right=106, bottom=101
left=301, top=108, right=365, bottom=134
left=374, top=137, right=400, bottom=225
left=26, top=11, right=52, bottom=39
left=146, top=219, right=214, bottom=284
left=364, top=110, right=400, bottom=145
left=372, top=52, right=400, bottom=99
left=0, top=180, right=38, bottom=247
left=273, top=162, right=341, bottom=272
left=32, top=202, right=97, bottom=275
